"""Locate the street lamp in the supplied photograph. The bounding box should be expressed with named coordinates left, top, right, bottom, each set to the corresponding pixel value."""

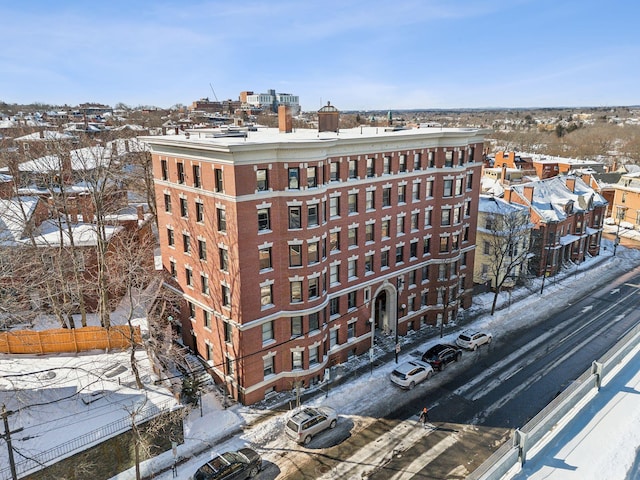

left=613, top=206, right=627, bottom=256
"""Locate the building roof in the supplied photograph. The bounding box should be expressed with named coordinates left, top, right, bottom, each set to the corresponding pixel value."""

left=0, top=196, right=40, bottom=244
left=510, top=176, right=607, bottom=223
left=478, top=194, right=529, bottom=215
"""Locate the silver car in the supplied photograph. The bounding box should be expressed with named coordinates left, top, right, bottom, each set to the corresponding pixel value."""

left=285, top=406, right=338, bottom=445
left=456, top=330, right=492, bottom=350
left=390, top=360, right=434, bottom=389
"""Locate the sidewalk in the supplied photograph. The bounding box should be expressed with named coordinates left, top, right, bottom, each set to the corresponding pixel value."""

left=126, top=247, right=630, bottom=480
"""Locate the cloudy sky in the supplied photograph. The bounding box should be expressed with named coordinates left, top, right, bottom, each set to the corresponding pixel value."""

left=1, top=0, right=638, bottom=111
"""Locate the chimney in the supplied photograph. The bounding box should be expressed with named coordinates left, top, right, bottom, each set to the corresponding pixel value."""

left=68, top=196, right=78, bottom=223
left=318, top=101, right=339, bottom=133
left=565, top=177, right=576, bottom=192
left=78, top=192, right=94, bottom=222
left=504, top=187, right=512, bottom=203
left=523, top=185, right=534, bottom=204
left=136, top=205, right=145, bottom=221
left=278, top=105, right=292, bottom=133
left=39, top=130, right=45, bottom=139
left=501, top=163, right=507, bottom=184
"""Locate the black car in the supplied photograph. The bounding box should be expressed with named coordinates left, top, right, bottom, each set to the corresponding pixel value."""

left=421, top=344, right=462, bottom=371
left=191, top=448, right=262, bottom=480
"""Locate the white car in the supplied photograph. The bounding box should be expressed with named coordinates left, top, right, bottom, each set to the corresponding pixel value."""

left=456, top=330, right=492, bottom=350
left=390, top=360, right=434, bottom=389
left=285, top=406, right=338, bottom=445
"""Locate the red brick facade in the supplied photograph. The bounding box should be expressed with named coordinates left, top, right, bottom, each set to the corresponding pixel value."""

left=147, top=127, right=487, bottom=404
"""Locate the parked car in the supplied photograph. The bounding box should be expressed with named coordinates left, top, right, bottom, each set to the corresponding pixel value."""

left=390, top=360, right=434, bottom=389
left=456, top=330, right=492, bottom=350
left=285, top=406, right=338, bottom=445
left=421, top=344, right=462, bottom=371
left=190, top=448, right=261, bottom=480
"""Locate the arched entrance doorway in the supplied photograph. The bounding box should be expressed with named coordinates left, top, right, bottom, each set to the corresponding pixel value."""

left=371, top=282, right=398, bottom=337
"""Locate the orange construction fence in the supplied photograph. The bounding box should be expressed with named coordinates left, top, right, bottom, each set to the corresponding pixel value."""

left=0, top=325, right=142, bottom=354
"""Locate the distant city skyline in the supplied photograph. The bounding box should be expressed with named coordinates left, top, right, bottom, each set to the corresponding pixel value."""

left=1, top=0, right=639, bottom=111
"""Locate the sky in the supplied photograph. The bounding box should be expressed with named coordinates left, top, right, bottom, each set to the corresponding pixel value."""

left=1, top=0, right=639, bottom=111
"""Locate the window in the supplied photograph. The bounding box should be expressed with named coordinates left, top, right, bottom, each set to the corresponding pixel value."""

left=183, top=233, right=191, bottom=254
left=292, top=351, right=303, bottom=370
left=219, top=247, right=228, bottom=271
left=290, top=281, right=303, bottom=303
left=445, top=151, right=453, bottom=167
left=289, top=206, right=301, bottom=229
left=198, top=239, right=207, bottom=261
left=441, top=208, right=451, bottom=226
left=348, top=193, right=358, bottom=213
left=226, top=356, right=235, bottom=377
left=423, top=236, right=431, bottom=255
left=185, top=267, right=193, bottom=287
left=196, top=201, right=204, bottom=222
left=308, top=241, right=319, bottom=264
left=330, top=329, right=338, bottom=348
left=177, top=162, right=185, bottom=183
left=484, top=241, right=490, bottom=255
left=452, top=234, right=459, bottom=251
left=330, top=162, right=339, bottom=181
left=412, top=183, right=420, bottom=201
left=329, top=196, right=340, bottom=217
left=288, top=167, right=299, bottom=189
left=330, top=231, right=340, bottom=251
left=161, top=160, right=168, bottom=180
left=428, top=151, right=435, bottom=168
left=453, top=207, right=461, bottom=225
left=261, top=284, right=273, bottom=306
left=256, top=169, right=268, bottom=191
left=214, top=168, right=223, bottom=192
left=381, top=250, right=389, bottom=268
left=422, top=264, right=429, bottom=282
left=398, top=185, right=406, bottom=203
left=438, top=264, right=447, bottom=280
left=365, top=254, right=373, bottom=273
left=467, top=172, right=473, bottom=190
left=455, top=178, right=463, bottom=196
left=308, top=204, right=319, bottom=226
left=201, top=274, right=209, bottom=295
left=426, top=180, right=434, bottom=198
left=307, top=166, right=317, bottom=187
left=259, top=247, right=272, bottom=270
left=262, top=321, right=274, bottom=343
left=465, top=199, right=472, bottom=217
left=439, top=236, right=449, bottom=253
left=411, top=212, right=419, bottom=231
left=399, top=154, right=406, bottom=172
left=224, top=321, right=233, bottom=342
left=258, top=208, right=270, bottom=231
left=193, top=165, right=201, bottom=188
left=164, top=194, right=171, bottom=213
left=180, top=198, right=188, bottom=217
left=169, top=260, right=176, bottom=277
left=188, top=302, right=196, bottom=319
left=383, top=156, right=391, bottom=174
left=222, top=284, right=231, bottom=307
left=348, top=227, right=358, bottom=247
left=381, top=219, right=390, bottom=238
left=309, top=312, right=320, bottom=331
left=348, top=259, right=357, bottom=278
left=204, top=310, right=211, bottom=329
left=396, top=245, right=404, bottom=264
left=365, top=190, right=374, bottom=210
left=443, top=180, right=453, bottom=197
left=217, top=208, right=226, bottom=232
left=263, top=356, right=274, bottom=377
left=167, top=227, right=174, bottom=247
left=464, top=226, right=470, bottom=241
left=289, top=244, right=302, bottom=267
left=330, top=297, right=340, bottom=316
left=348, top=159, right=357, bottom=178
left=309, top=346, right=319, bottom=365
left=365, top=223, right=374, bottom=242
left=413, top=153, right=421, bottom=170
left=383, top=187, right=391, bottom=207
left=330, top=264, right=340, bottom=284
left=459, top=150, right=465, bottom=165
left=348, top=291, right=357, bottom=309
left=410, top=241, right=418, bottom=259
left=291, top=316, right=303, bottom=337
left=366, top=157, right=375, bottom=177
left=396, top=215, right=405, bottom=235
left=347, top=322, right=355, bottom=339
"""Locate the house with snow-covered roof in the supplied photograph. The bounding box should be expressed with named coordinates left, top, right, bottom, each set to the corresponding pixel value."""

left=504, top=175, right=607, bottom=277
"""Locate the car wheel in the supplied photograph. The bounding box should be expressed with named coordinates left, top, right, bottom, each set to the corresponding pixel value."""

left=456, top=352, right=462, bottom=361
left=472, top=344, right=478, bottom=351
left=487, top=336, right=492, bottom=345
left=409, top=381, right=415, bottom=390
left=440, top=362, right=446, bottom=371
left=426, top=371, right=432, bottom=380
left=303, top=435, right=312, bottom=446
left=249, top=466, right=260, bottom=478
left=329, top=419, right=337, bottom=429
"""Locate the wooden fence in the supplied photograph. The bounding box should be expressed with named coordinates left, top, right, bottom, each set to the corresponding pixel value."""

left=0, top=325, right=142, bottom=354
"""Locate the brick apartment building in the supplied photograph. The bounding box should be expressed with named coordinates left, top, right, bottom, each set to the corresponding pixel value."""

left=145, top=113, right=488, bottom=404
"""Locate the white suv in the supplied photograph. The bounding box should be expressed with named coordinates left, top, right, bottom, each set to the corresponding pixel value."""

left=285, top=406, right=338, bottom=445
left=456, top=330, right=492, bottom=350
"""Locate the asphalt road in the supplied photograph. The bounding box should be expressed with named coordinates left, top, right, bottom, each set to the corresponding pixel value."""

left=259, top=264, right=640, bottom=479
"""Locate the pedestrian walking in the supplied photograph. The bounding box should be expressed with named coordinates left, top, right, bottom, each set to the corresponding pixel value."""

left=419, top=407, right=429, bottom=428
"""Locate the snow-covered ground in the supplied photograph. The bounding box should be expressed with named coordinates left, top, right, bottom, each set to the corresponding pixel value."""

left=102, top=237, right=640, bottom=480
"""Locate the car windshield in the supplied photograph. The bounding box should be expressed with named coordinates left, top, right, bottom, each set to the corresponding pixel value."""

left=459, top=334, right=471, bottom=341
left=391, top=369, right=406, bottom=379
left=286, top=419, right=300, bottom=432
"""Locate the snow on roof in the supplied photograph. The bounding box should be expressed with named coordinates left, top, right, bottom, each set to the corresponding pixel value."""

left=14, top=131, right=77, bottom=142
left=0, top=196, right=40, bottom=244
left=18, top=145, right=113, bottom=172
left=32, top=219, right=121, bottom=247
left=511, top=176, right=607, bottom=223
left=478, top=194, right=529, bottom=215
left=480, top=177, right=505, bottom=197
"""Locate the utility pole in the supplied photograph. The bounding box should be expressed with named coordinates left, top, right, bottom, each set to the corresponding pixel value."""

left=1, top=404, right=22, bottom=480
